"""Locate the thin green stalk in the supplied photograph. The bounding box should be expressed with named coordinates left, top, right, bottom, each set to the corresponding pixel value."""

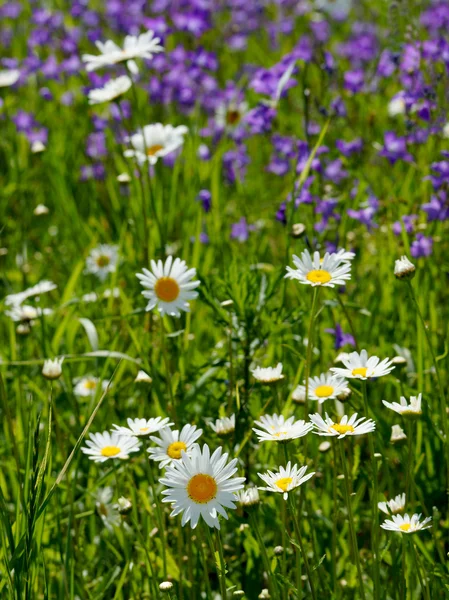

left=361, top=381, right=379, bottom=600
left=160, top=319, right=178, bottom=424
left=215, top=529, right=228, bottom=600
left=287, top=494, right=317, bottom=600
left=146, top=460, right=167, bottom=577
left=204, top=525, right=227, bottom=600
left=331, top=441, right=338, bottom=595
left=338, top=442, right=366, bottom=600
left=249, top=511, right=280, bottom=600
left=411, top=540, right=430, bottom=600
left=198, top=529, right=213, bottom=599
left=304, top=288, right=320, bottom=420
left=334, top=291, right=360, bottom=352
left=404, top=421, right=414, bottom=508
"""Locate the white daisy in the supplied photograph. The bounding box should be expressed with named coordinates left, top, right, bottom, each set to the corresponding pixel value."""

left=258, top=462, right=315, bottom=500
left=388, top=96, right=406, bottom=117
left=394, top=256, right=415, bottom=280
left=333, top=248, right=356, bottom=262
left=285, top=249, right=352, bottom=288
left=4, top=280, right=57, bottom=306
left=378, top=493, right=406, bottom=515
left=81, top=430, right=141, bottom=463
left=252, top=363, right=284, bottom=384
left=148, top=424, right=203, bottom=469
left=253, top=414, right=313, bottom=443
left=0, top=69, right=20, bottom=87
left=85, top=244, right=119, bottom=281
left=88, top=75, right=132, bottom=105
left=390, top=424, right=407, bottom=443
left=95, top=487, right=121, bottom=530
left=215, top=100, right=248, bottom=130
left=159, top=444, right=245, bottom=529
left=236, top=487, right=260, bottom=507
left=293, top=373, right=350, bottom=404
left=443, top=122, right=449, bottom=139
left=42, top=357, right=64, bottom=380
left=262, top=62, right=296, bottom=108
left=5, top=305, right=52, bottom=323
left=136, top=256, right=200, bottom=318
left=382, top=393, right=422, bottom=417
left=381, top=513, right=432, bottom=534
left=82, top=30, right=163, bottom=74
left=113, top=417, right=173, bottom=437
left=331, top=349, right=395, bottom=380
left=209, top=414, right=236, bottom=437
left=135, top=370, right=153, bottom=383
left=310, top=412, right=376, bottom=439
left=73, top=376, right=109, bottom=397
left=124, top=123, right=188, bottom=165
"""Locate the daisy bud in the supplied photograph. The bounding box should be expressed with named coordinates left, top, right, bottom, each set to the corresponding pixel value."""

left=117, top=497, right=132, bottom=515
left=391, top=356, right=407, bottom=369
left=274, top=545, right=284, bottom=555
left=394, top=256, right=415, bottom=280
left=337, top=387, right=352, bottom=402
left=159, top=581, right=173, bottom=592
left=291, top=223, right=306, bottom=238
left=34, top=204, right=49, bottom=216
left=42, top=358, right=64, bottom=380
left=390, top=425, right=407, bottom=444
left=319, top=441, right=331, bottom=453
left=259, top=590, right=270, bottom=599
left=233, top=592, right=245, bottom=597
left=135, top=370, right=152, bottom=384
left=17, top=323, right=31, bottom=335
left=31, top=140, right=46, bottom=154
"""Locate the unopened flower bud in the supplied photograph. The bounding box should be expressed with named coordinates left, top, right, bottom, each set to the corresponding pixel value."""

left=394, top=256, right=415, bottom=280
left=117, top=497, right=132, bottom=515
left=42, top=358, right=64, bottom=380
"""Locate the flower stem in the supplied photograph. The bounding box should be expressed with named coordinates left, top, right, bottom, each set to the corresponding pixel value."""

left=160, top=318, right=178, bottom=424
left=205, top=526, right=227, bottom=599
left=249, top=511, right=280, bottom=600
left=411, top=540, right=430, bottom=600
left=338, top=442, right=366, bottom=600
left=287, top=494, right=317, bottom=600
left=334, top=290, right=359, bottom=351
left=304, top=287, right=320, bottom=420
left=146, top=460, right=167, bottom=577
left=361, top=381, right=379, bottom=600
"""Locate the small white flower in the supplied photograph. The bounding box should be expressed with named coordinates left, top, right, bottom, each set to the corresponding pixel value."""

left=331, top=349, right=395, bottom=380
left=85, top=244, right=119, bottom=281
left=382, top=393, right=422, bottom=418
left=394, top=256, right=415, bottom=280
left=0, top=69, right=20, bottom=87
left=160, top=581, right=174, bottom=591
left=34, top=204, right=49, bottom=216
left=5, top=305, right=52, bottom=323
left=124, top=123, right=188, bottom=165
left=42, top=357, right=64, bottom=380
left=159, top=444, right=245, bottom=529
left=82, top=30, right=163, bottom=74
left=293, top=373, right=350, bottom=404
left=310, top=412, right=376, bottom=439
left=443, top=122, right=449, bottom=139
left=113, top=417, right=173, bottom=437
left=381, top=513, right=432, bottom=534
left=88, top=75, right=132, bottom=105
left=258, top=462, right=315, bottom=500
left=378, top=493, right=406, bottom=515
left=285, top=249, right=352, bottom=288
left=95, top=487, right=121, bottom=530
left=148, top=424, right=203, bottom=469
left=388, top=96, right=406, bottom=117
left=73, top=376, right=108, bottom=397
left=215, top=100, right=248, bottom=130
left=137, top=256, right=200, bottom=318
left=81, top=431, right=141, bottom=462
left=135, top=370, right=153, bottom=383
left=390, top=424, right=407, bottom=443
left=4, top=280, right=57, bottom=306
left=236, top=487, right=260, bottom=507
left=253, top=414, right=313, bottom=442
left=252, top=363, right=284, bottom=383
left=209, top=414, right=236, bottom=437
left=31, top=140, right=46, bottom=154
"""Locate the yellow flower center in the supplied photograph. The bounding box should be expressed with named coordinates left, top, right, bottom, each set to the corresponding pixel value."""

left=226, top=109, right=241, bottom=125
left=146, top=144, right=164, bottom=156
left=96, top=255, right=110, bottom=267
left=275, top=477, right=293, bottom=492
left=154, top=277, right=180, bottom=303
left=101, top=446, right=121, bottom=457
left=352, top=367, right=368, bottom=378
left=167, top=441, right=187, bottom=459
left=399, top=523, right=411, bottom=532
left=139, top=427, right=149, bottom=433
left=84, top=380, right=97, bottom=390
left=315, top=385, right=334, bottom=398
left=330, top=424, right=355, bottom=435
left=187, top=473, right=218, bottom=503
left=306, top=270, right=332, bottom=284
left=273, top=431, right=288, bottom=438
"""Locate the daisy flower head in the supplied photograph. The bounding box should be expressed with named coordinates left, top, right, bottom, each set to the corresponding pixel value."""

left=85, top=244, right=119, bottom=282
left=390, top=424, right=407, bottom=444
left=394, top=255, right=415, bottom=280
left=5, top=305, right=52, bottom=324
left=258, top=462, right=315, bottom=500
left=159, top=444, right=245, bottom=529
left=81, top=430, right=141, bottom=463
left=252, top=363, right=284, bottom=384
left=310, top=412, right=376, bottom=439
left=382, top=393, right=422, bottom=418
left=285, top=249, right=352, bottom=288
left=82, top=30, right=163, bottom=74
left=378, top=493, right=406, bottom=515
left=136, top=256, right=200, bottom=317
left=135, top=369, right=153, bottom=383
left=95, top=487, right=121, bottom=530
left=294, top=373, right=350, bottom=404
left=148, top=424, right=203, bottom=469
left=4, top=280, right=57, bottom=307
left=236, top=487, right=260, bottom=507
left=73, top=376, right=108, bottom=397
left=113, top=417, right=174, bottom=437
left=215, top=100, right=248, bottom=131
left=253, top=414, right=313, bottom=443
left=42, top=357, right=64, bottom=380
left=381, top=513, right=432, bottom=534
left=124, top=123, right=188, bottom=165
left=331, top=349, right=395, bottom=380
left=88, top=75, right=132, bottom=105
left=209, top=414, right=236, bottom=437
left=0, top=69, right=20, bottom=87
